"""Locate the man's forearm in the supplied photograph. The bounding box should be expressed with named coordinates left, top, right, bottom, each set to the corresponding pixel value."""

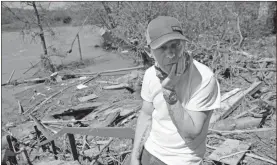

left=131, top=111, right=152, bottom=159
left=167, top=101, right=198, bottom=139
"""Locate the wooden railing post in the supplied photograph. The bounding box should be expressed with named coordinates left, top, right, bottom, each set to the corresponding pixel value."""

left=67, top=133, right=79, bottom=161
left=77, top=34, right=83, bottom=61
left=6, top=135, right=17, bottom=165
left=51, top=141, right=58, bottom=160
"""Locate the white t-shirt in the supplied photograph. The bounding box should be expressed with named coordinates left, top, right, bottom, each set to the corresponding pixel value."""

left=141, top=59, right=221, bottom=165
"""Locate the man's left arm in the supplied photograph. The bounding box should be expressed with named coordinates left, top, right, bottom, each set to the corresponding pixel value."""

left=168, top=103, right=213, bottom=139
left=167, top=76, right=220, bottom=139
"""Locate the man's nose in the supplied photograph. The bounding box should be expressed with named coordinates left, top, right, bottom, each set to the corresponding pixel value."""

left=166, top=48, right=176, bottom=59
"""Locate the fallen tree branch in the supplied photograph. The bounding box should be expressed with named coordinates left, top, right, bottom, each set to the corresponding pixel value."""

left=7, top=69, right=15, bottom=84
left=63, top=66, right=144, bottom=77
left=23, top=61, right=40, bottom=74
left=236, top=15, right=243, bottom=48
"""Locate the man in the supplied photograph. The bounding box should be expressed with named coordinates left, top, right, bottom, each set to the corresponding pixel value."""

left=130, top=16, right=221, bottom=165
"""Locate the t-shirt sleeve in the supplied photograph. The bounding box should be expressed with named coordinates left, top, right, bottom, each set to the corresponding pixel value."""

left=141, top=68, right=154, bottom=102
left=185, top=76, right=221, bottom=111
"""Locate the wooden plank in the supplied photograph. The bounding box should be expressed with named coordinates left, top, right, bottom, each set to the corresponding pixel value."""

left=210, top=81, right=262, bottom=124
left=208, top=139, right=251, bottom=165
left=78, top=94, right=98, bottom=102
left=39, top=127, right=135, bottom=146
left=221, top=88, right=241, bottom=102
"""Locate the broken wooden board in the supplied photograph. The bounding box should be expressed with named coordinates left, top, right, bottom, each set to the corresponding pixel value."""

left=53, top=102, right=103, bottom=115
left=211, top=117, right=262, bottom=131
left=221, top=88, right=241, bottom=102
left=210, top=81, right=262, bottom=124
left=78, top=94, right=98, bottom=102
left=208, top=139, right=251, bottom=165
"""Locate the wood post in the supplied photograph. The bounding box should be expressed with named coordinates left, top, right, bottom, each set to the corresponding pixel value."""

left=22, top=148, right=32, bottom=165
left=67, top=133, right=78, bottom=161
left=6, top=135, right=17, bottom=165
left=51, top=141, right=58, bottom=160
left=77, top=34, right=83, bottom=61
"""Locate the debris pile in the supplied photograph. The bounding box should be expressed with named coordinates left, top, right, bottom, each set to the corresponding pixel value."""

left=1, top=36, right=276, bottom=165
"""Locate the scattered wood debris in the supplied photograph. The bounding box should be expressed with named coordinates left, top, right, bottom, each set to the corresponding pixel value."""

left=2, top=53, right=275, bottom=165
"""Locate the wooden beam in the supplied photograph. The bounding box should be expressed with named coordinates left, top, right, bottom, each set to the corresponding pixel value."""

left=210, top=81, right=262, bottom=124
left=39, top=127, right=135, bottom=146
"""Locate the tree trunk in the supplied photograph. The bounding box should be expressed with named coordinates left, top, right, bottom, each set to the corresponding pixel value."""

left=32, top=2, right=55, bottom=72
left=101, top=2, right=116, bottom=29
left=258, top=2, right=269, bottom=22
left=32, top=2, right=47, bottom=55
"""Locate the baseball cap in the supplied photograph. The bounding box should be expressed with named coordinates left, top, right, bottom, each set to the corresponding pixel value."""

left=146, top=16, right=188, bottom=50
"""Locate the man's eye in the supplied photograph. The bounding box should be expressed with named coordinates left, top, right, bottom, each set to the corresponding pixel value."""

left=160, top=46, right=167, bottom=50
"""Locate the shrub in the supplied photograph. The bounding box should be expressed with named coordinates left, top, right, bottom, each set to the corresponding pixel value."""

left=63, top=16, right=72, bottom=24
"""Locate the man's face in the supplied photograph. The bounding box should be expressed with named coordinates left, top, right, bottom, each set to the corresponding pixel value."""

left=151, top=39, right=184, bottom=74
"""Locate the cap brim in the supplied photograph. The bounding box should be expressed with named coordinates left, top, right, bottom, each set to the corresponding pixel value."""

left=150, top=33, right=188, bottom=50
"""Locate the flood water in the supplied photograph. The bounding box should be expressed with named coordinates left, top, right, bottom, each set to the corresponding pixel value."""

left=1, top=25, right=134, bottom=118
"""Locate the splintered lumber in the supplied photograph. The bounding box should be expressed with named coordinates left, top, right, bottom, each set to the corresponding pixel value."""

left=208, top=139, right=251, bottom=165
left=29, top=114, right=51, bottom=139
left=78, top=94, right=98, bottom=102
left=210, top=81, right=262, bottom=124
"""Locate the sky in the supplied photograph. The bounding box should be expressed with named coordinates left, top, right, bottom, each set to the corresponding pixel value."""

left=3, top=2, right=68, bottom=10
